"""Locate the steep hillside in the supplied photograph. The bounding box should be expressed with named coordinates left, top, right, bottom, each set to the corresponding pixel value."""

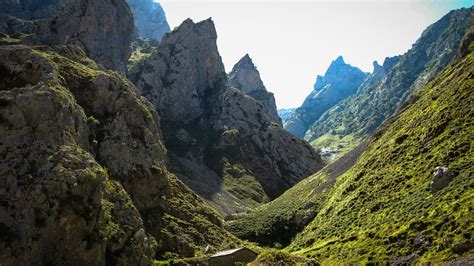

left=0, top=44, right=239, bottom=263
left=289, top=48, right=474, bottom=264
left=228, top=54, right=281, bottom=125
left=228, top=138, right=370, bottom=246
left=285, top=56, right=367, bottom=138
left=127, top=0, right=170, bottom=41
left=0, top=0, right=240, bottom=263
left=129, top=19, right=324, bottom=214
left=0, top=0, right=134, bottom=73
left=305, top=7, right=473, bottom=158
left=231, top=27, right=474, bottom=264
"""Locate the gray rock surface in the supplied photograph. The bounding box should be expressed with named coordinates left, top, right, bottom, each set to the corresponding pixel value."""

left=0, top=0, right=134, bottom=73
left=431, top=166, right=452, bottom=193
left=228, top=54, right=282, bottom=125
left=0, top=0, right=67, bottom=19
left=0, top=45, right=156, bottom=264
left=285, top=56, right=367, bottom=138
left=129, top=18, right=324, bottom=214
left=0, top=44, right=237, bottom=263
left=127, top=0, right=170, bottom=41
left=129, top=18, right=226, bottom=124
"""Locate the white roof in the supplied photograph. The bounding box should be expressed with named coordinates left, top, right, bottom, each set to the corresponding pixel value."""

left=210, top=248, right=246, bottom=257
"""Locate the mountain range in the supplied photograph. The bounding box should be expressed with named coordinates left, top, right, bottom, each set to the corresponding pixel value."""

left=0, top=0, right=472, bottom=264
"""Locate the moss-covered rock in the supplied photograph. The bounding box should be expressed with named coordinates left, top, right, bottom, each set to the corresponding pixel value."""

left=0, top=44, right=239, bottom=263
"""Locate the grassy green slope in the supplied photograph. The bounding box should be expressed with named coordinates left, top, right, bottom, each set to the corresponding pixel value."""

left=228, top=139, right=369, bottom=246
left=288, top=51, right=474, bottom=263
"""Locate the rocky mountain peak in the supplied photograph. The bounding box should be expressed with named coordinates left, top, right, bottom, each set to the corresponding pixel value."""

left=286, top=57, right=367, bottom=138
left=129, top=17, right=226, bottom=123
left=372, top=60, right=383, bottom=74
left=228, top=53, right=267, bottom=93
left=326, top=56, right=363, bottom=80
left=228, top=54, right=281, bottom=124
left=334, top=55, right=345, bottom=64
left=130, top=18, right=322, bottom=213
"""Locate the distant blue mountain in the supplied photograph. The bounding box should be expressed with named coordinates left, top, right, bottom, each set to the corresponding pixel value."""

left=127, top=0, right=170, bottom=41
left=284, top=56, right=367, bottom=138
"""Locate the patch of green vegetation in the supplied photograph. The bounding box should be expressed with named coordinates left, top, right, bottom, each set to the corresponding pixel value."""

left=286, top=52, right=474, bottom=263
left=128, top=37, right=159, bottom=70
left=0, top=32, right=33, bottom=44
left=1, top=36, right=21, bottom=44
left=87, top=115, right=100, bottom=126
left=222, top=163, right=269, bottom=207
left=310, top=132, right=361, bottom=163
left=155, top=173, right=241, bottom=258
left=228, top=169, right=330, bottom=246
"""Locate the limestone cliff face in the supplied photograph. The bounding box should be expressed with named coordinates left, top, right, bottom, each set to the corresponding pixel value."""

left=0, top=44, right=238, bottom=263
left=0, top=3, right=239, bottom=262
left=127, top=0, right=170, bottom=41
left=228, top=54, right=281, bottom=125
left=129, top=19, right=324, bottom=214
left=0, top=0, right=134, bottom=73
left=285, top=56, right=367, bottom=138
left=0, top=0, right=67, bottom=19
left=0, top=45, right=157, bottom=264
left=129, top=18, right=226, bottom=124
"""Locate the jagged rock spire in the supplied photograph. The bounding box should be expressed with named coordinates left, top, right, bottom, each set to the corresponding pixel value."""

left=228, top=54, right=281, bottom=125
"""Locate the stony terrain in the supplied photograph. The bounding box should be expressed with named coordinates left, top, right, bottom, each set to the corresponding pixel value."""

left=0, top=43, right=239, bottom=263
left=228, top=54, right=282, bottom=125
left=129, top=19, right=324, bottom=214
left=0, top=0, right=240, bottom=263
left=0, top=0, right=134, bottom=73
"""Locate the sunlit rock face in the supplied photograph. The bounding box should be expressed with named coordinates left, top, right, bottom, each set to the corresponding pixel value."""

left=228, top=54, right=282, bottom=125
left=129, top=18, right=324, bottom=214
left=285, top=56, right=367, bottom=138
left=0, top=0, right=134, bottom=73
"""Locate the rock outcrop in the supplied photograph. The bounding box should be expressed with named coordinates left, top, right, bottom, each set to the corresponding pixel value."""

left=285, top=56, right=367, bottom=138
left=127, top=0, right=170, bottom=41
left=129, top=19, right=324, bottom=214
left=228, top=54, right=281, bottom=124
left=0, top=44, right=238, bottom=263
left=431, top=166, right=452, bottom=193
left=0, top=0, right=67, bottom=19
left=0, top=0, right=134, bottom=73
left=0, top=45, right=157, bottom=264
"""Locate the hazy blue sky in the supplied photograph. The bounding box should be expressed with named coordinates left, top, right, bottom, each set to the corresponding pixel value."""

left=159, top=0, right=473, bottom=108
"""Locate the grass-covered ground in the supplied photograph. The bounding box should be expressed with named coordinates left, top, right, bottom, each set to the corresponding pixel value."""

left=230, top=37, right=473, bottom=264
